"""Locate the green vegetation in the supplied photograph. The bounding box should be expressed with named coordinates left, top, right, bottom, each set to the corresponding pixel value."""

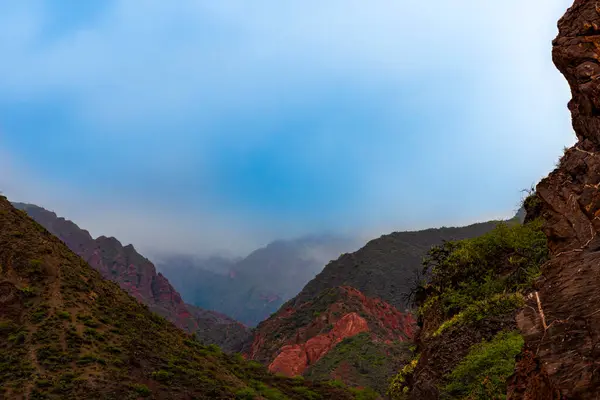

left=441, top=331, right=524, bottom=399
left=0, top=197, right=358, bottom=399
left=388, top=354, right=419, bottom=399
left=348, top=387, right=379, bottom=400
left=420, top=220, right=547, bottom=328
left=432, top=293, right=525, bottom=337
left=130, top=384, right=151, bottom=397
left=389, top=219, right=548, bottom=399
left=307, top=333, right=412, bottom=396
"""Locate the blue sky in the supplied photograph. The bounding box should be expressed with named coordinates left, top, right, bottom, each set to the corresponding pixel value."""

left=0, top=0, right=575, bottom=255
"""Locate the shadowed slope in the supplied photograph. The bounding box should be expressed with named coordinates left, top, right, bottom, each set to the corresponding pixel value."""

left=0, top=196, right=357, bottom=399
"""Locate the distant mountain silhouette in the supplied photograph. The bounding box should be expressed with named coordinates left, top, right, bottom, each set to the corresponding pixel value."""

left=155, top=235, right=360, bottom=326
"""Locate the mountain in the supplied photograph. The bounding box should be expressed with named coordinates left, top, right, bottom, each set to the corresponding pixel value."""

left=155, top=235, right=360, bottom=326
left=289, top=221, right=501, bottom=313
left=0, top=195, right=368, bottom=399
left=246, top=220, right=502, bottom=396
left=12, top=203, right=251, bottom=353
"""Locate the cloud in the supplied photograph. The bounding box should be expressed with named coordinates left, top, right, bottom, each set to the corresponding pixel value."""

left=0, top=0, right=577, bottom=255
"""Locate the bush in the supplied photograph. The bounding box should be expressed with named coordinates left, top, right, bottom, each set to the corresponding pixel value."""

left=349, top=387, right=379, bottom=400
left=57, top=311, right=71, bottom=320
left=388, top=355, right=419, bottom=399
left=131, top=384, right=151, bottom=397
left=235, top=387, right=257, bottom=399
left=432, top=293, right=525, bottom=337
left=151, top=369, right=173, bottom=382
left=442, top=331, right=524, bottom=399
left=292, top=386, right=322, bottom=400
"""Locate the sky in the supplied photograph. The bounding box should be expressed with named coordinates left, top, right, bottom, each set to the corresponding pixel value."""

left=0, top=0, right=576, bottom=256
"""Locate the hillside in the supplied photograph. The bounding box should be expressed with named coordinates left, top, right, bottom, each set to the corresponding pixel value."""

left=155, top=236, right=359, bottom=326
left=246, top=220, right=503, bottom=396
left=13, top=203, right=251, bottom=353
left=289, top=221, right=501, bottom=312
left=0, top=195, right=367, bottom=399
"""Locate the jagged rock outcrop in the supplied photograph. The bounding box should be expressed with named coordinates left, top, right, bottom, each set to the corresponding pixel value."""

left=509, top=1, right=600, bottom=397
left=12, top=203, right=251, bottom=352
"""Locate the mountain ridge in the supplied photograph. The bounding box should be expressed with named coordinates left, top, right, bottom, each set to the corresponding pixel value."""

left=0, top=195, right=362, bottom=399
left=12, top=202, right=251, bottom=353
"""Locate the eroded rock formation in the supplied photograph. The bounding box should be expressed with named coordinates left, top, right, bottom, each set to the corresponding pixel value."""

left=509, top=1, right=600, bottom=397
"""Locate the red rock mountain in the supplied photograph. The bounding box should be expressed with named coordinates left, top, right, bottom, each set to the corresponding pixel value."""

left=507, top=0, right=600, bottom=397
left=13, top=203, right=251, bottom=352
left=248, top=285, right=416, bottom=395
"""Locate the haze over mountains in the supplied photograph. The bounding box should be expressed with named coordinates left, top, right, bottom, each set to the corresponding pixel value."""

left=154, top=235, right=361, bottom=326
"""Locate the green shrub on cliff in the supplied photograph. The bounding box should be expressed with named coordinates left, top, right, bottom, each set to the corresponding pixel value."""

left=441, top=331, right=524, bottom=399
left=389, top=219, right=547, bottom=399
left=421, top=219, right=547, bottom=323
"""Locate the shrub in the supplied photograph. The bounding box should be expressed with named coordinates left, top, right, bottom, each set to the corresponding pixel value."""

left=441, top=331, right=524, bottom=399
left=131, top=384, right=151, bottom=397
left=432, top=293, right=525, bottom=337
left=292, top=386, right=322, bottom=400
left=388, top=355, right=419, bottom=399
left=20, top=286, right=36, bottom=297
left=349, top=387, right=380, bottom=400
left=235, top=387, right=257, bottom=399
left=56, top=311, right=71, bottom=320
left=151, top=369, right=173, bottom=382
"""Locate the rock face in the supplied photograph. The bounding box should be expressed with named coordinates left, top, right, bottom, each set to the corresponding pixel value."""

left=509, top=1, right=600, bottom=397
left=12, top=203, right=251, bottom=352
left=268, top=312, right=369, bottom=376
left=248, top=285, right=416, bottom=395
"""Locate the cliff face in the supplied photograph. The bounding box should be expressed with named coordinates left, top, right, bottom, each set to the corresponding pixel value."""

left=508, top=1, right=600, bottom=397
left=12, top=203, right=251, bottom=352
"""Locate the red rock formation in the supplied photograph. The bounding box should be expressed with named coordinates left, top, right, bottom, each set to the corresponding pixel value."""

left=248, top=285, right=416, bottom=387
left=268, top=312, right=369, bottom=376
left=508, top=1, right=600, bottom=397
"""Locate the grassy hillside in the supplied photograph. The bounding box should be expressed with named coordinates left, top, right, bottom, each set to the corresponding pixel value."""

left=0, top=196, right=357, bottom=399
left=290, top=221, right=501, bottom=312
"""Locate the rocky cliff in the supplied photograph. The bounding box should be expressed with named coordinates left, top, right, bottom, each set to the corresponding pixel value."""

left=507, top=1, right=600, bottom=397
left=12, top=203, right=251, bottom=352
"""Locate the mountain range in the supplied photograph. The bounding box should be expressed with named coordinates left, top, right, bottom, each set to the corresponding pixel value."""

left=154, top=235, right=360, bottom=326
left=13, top=203, right=251, bottom=353
left=0, top=196, right=363, bottom=399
